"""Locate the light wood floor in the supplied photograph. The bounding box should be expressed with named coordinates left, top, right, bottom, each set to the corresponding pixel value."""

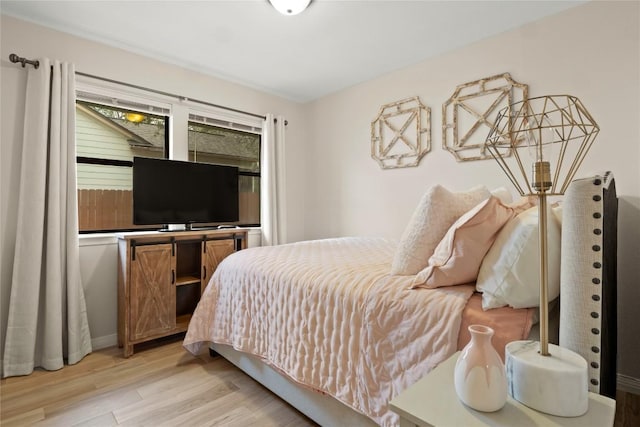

left=0, top=336, right=316, bottom=426
left=1, top=336, right=639, bottom=426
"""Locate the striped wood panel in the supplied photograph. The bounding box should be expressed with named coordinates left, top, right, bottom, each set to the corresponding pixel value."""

left=78, top=189, right=258, bottom=231
left=78, top=189, right=135, bottom=231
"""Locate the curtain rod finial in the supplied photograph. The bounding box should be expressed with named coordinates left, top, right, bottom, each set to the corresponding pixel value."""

left=9, top=53, right=39, bottom=69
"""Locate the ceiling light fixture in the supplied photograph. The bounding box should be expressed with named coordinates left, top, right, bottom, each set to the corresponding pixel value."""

left=269, top=0, right=311, bottom=16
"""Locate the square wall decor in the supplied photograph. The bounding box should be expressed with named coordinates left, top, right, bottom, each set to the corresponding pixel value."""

left=442, top=73, right=528, bottom=161
left=371, top=96, right=431, bottom=169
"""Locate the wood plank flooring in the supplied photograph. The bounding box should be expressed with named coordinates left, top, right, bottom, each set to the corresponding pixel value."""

left=2, top=336, right=639, bottom=426
left=0, top=336, right=315, bottom=426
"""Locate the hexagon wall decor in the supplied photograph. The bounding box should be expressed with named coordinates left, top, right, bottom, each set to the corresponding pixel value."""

left=371, top=96, right=431, bottom=169
left=442, top=73, right=528, bottom=161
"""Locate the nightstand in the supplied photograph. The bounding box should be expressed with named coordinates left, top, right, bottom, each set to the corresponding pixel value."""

left=390, top=352, right=616, bottom=427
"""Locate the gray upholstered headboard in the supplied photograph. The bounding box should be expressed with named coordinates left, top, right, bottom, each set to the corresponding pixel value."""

left=559, top=172, right=617, bottom=398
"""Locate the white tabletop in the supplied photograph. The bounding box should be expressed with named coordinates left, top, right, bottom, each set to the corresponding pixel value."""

left=390, top=352, right=616, bottom=427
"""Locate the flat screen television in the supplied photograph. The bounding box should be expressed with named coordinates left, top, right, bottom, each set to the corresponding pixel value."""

left=133, top=157, right=239, bottom=228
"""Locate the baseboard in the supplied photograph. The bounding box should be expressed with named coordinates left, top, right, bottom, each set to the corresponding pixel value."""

left=617, top=373, right=640, bottom=395
left=91, top=334, right=118, bottom=350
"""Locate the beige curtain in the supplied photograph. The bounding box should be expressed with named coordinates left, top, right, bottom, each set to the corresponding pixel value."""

left=3, top=58, right=92, bottom=377
left=260, top=114, right=287, bottom=246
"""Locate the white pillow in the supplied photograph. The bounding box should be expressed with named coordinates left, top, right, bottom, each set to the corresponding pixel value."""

left=477, top=205, right=561, bottom=310
left=390, top=184, right=490, bottom=275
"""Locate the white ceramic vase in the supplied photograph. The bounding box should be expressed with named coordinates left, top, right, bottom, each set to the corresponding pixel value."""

left=454, top=324, right=507, bottom=412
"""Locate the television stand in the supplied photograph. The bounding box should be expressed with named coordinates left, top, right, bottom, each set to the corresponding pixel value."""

left=116, top=228, right=248, bottom=357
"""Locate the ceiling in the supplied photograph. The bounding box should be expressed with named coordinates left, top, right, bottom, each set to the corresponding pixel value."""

left=1, top=0, right=585, bottom=103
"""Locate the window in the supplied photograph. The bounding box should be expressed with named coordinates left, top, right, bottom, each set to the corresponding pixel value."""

left=76, top=99, right=169, bottom=232
left=75, top=82, right=263, bottom=233
left=188, top=115, right=261, bottom=226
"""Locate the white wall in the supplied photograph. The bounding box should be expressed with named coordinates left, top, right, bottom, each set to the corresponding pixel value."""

left=305, top=1, right=640, bottom=380
left=77, top=236, right=119, bottom=349
left=1, top=15, right=307, bottom=359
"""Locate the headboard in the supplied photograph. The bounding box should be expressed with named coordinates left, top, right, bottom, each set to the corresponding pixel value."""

left=559, top=172, right=617, bottom=398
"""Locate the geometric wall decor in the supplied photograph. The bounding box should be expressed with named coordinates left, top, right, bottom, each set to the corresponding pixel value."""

left=371, top=96, right=431, bottom=169
left=442, top=73, right=528, bottom=161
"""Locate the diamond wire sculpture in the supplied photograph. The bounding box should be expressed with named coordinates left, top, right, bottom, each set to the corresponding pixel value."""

left=485, top=94, right=600, bottom=196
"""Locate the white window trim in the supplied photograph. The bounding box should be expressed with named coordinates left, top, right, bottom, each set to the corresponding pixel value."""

left=76, top=76, right=173, bottom=116
left=188, top=106, right=263, bottom=134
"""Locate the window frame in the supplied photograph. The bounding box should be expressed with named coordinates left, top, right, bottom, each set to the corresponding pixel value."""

left=75, top=99, right=170, bottom=233
left=75, top=77, right=263, bottom=234
left=187, top=110, right=262, bottom=228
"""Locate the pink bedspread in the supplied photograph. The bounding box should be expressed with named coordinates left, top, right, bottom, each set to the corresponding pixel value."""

left=458, top=293, right=536, bottom=360
left=183, top=237, right=475, bottom=426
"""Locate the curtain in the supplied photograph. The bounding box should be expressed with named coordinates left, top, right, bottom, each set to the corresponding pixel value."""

left=3, top=59, right=92, bottom=377
left=260, top=114, right=287, bottom=246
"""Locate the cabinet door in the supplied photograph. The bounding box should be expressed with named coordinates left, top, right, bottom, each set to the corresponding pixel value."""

left=130, top=243, right=176, bottom=341
left=202, top=239, right=235, bottom=292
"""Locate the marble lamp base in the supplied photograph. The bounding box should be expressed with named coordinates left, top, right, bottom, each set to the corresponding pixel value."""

left=505, top=341, right=588, bottom=417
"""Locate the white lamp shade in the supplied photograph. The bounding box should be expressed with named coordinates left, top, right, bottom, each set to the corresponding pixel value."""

left=269, top=0, right=311, bottom=15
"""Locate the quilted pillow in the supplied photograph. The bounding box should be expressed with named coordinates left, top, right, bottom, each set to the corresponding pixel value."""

left=477, top=204, right=561, bottom=310
left=390, top=185, right=491, bottom=275
left=410, top=196, right=534, bottom=289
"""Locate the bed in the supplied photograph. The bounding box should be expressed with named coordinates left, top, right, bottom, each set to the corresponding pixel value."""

left=183, top=172, right=617, bottom=426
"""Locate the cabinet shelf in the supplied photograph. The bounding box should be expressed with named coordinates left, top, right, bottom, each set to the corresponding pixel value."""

left=176, top=275, right=200, bottom=286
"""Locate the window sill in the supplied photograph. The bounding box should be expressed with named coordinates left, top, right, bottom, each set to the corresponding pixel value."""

left=78, top=233, right=118, bottom=247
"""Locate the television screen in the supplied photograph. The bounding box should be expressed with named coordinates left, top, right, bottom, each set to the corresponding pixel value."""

left=133, top=157, right=239, bottom=227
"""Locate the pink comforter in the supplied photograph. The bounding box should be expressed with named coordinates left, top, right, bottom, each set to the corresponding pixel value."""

left=183, top=237, right=474, bottom=426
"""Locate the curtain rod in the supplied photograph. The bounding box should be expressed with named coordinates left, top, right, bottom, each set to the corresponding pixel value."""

left=75, top=71, right=268, bottom=121
left=8, top=53, right=283, bottom=124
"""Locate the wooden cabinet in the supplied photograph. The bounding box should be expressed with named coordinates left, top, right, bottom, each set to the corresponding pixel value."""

left=117, top=229, right=247, bottom=357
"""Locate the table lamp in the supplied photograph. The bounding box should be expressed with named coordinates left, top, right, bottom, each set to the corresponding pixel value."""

left=484, top=95, right=599, bottom=416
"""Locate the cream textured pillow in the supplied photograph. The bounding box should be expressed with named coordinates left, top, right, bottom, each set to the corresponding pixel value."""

left=491, top=187, right=514, bottom=204
left=477, top=204, right=561, bottom=310
left=410, top=196, right=534, bottom=289
left=390, top=185, right=491, bottom=275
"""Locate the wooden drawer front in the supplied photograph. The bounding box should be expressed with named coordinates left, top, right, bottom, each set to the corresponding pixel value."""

left=130, top=244, right=176, bottom=341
